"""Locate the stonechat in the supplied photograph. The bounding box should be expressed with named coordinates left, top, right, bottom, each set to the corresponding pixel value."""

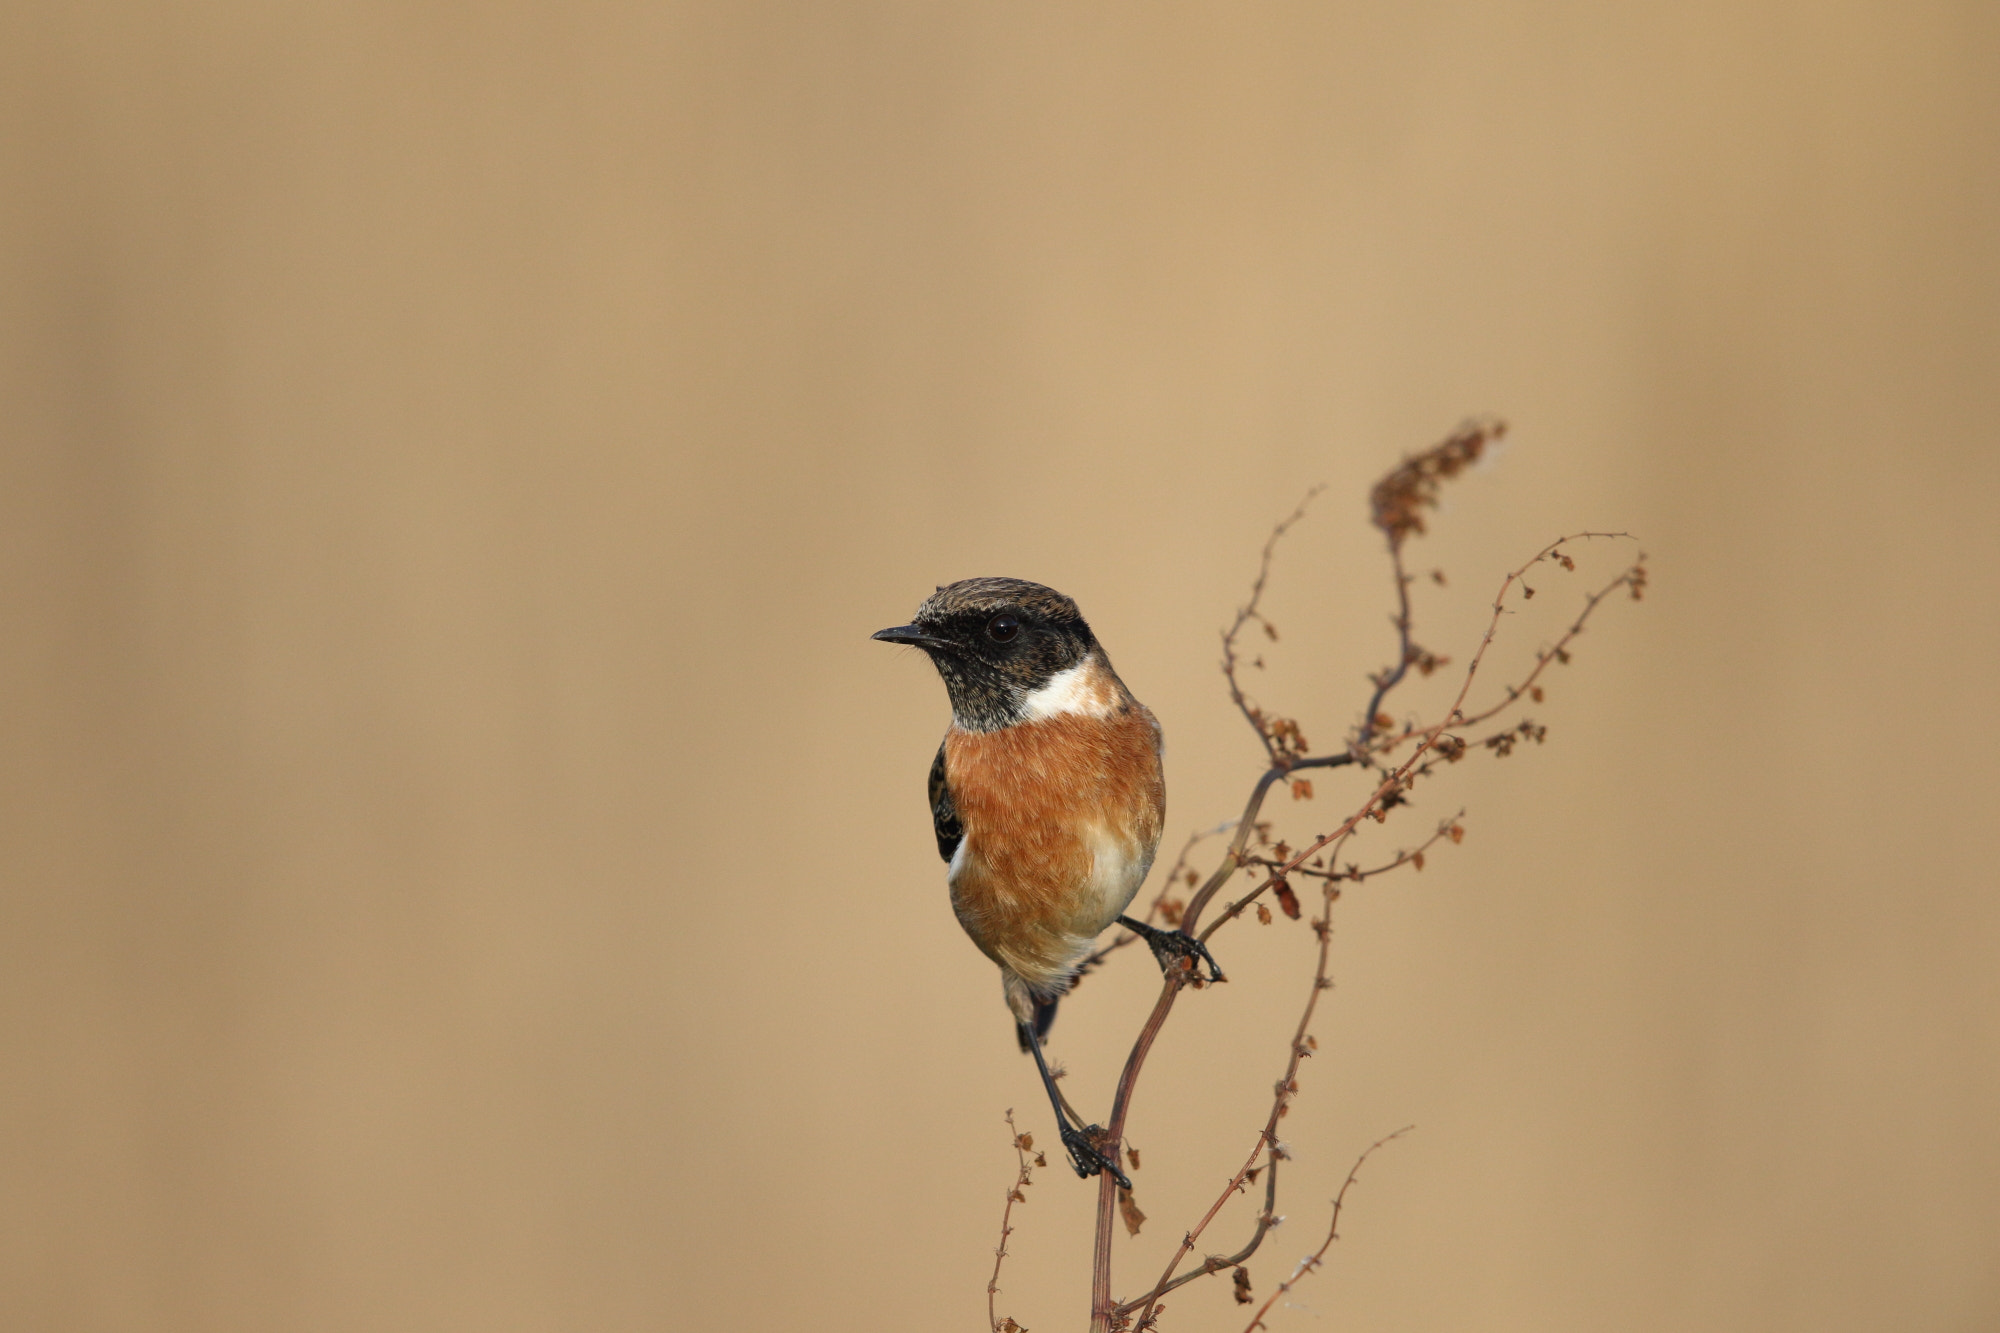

left=874, top=577, right=1219, bottom=1184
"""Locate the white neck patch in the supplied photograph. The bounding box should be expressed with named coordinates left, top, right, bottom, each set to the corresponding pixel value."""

left=1020, top=656, right=1116, bottom=721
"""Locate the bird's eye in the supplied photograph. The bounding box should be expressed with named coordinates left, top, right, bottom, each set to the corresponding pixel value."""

left=986, top=614, right=1020, bottom=643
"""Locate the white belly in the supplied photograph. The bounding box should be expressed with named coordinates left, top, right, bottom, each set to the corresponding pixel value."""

left=1078, top=823, right=1155, bottom=936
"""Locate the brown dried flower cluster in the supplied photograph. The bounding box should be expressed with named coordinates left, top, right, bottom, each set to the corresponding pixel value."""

left=1368, top=416, right=1504, bottom=550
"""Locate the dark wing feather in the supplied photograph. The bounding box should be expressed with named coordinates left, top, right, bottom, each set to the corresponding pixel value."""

left=928, top=741, right=963, bottom=864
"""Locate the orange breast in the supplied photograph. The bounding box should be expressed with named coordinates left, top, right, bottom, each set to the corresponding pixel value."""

left=943, top=704, right=1164, bottom=986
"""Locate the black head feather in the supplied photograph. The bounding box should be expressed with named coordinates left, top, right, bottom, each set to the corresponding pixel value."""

left=874, top=577, right=1104, bottom=731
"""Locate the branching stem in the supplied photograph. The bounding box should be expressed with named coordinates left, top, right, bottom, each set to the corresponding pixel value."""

left=1087, top=530, right=1641, bottom=1332
left=1055, top=424, right=1643, bottom=1332
left=1239, top=1127, right=1414, bottom=1333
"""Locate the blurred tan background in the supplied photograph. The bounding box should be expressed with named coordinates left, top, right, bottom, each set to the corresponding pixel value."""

left=5, top=3, right=1997, bottom=1330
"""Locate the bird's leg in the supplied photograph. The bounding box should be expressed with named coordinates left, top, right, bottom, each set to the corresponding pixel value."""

left=1116, top=916, right=1226, bottom=984
left=1018, top=1020, right=1132, bottom=1190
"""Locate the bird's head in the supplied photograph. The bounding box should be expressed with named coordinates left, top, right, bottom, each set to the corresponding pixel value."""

left=873, top=577, right=1106, bottom=731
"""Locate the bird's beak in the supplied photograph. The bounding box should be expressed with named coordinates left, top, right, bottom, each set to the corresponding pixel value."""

left=872, top=624, right=955, bottom=652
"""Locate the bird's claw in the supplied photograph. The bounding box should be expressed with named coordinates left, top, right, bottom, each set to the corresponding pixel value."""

left=1061, top=1123, right=1133, bottom=1190
left=1117, top=916, right=1226, bottom=984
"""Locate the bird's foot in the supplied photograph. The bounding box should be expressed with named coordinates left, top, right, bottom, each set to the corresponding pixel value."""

left=1117, top=916, right=1226, bottom=984
left=1060, top=1123, right=1133, bottom=1190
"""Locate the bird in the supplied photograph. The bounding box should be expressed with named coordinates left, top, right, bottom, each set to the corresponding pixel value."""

left=873, top=577, right=1221, bottom=1185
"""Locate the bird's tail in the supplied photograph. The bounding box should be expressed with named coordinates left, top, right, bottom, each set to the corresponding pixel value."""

left=1015, top=995, right=1060, bottom=1052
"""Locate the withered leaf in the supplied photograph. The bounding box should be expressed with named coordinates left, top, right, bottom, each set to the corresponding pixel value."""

left=1412, top=851, right=1425, bottom=871
left=1016, top=1132, right=1034, bottom=1152
left=1009, top=1189, right=1027, bottom=1203
left=1118, top=1187, right=1147, bottom=1237
left=1126, top=1145, right=1141, bottom=1171
left=1256, top=902, right=1272, bottom=925
left=1448, top=824, right=1465, bottom=843
left=1530, top=685, right=1544, bottom=703
left=1273, top=880, right=1302, bottom=920
left=1290, top=778, right=1313, bottom=801
left=1522, top=583, right=1536, bottom=599
left=1233, top=1266, right=1254, bottom=1304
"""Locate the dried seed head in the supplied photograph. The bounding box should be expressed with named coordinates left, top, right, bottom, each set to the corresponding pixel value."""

left=1369, top=418, right=1505, bottom=550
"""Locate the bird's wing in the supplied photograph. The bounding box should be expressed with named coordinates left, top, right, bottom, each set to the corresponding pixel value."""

left=928, top=739, right=963, bottom=864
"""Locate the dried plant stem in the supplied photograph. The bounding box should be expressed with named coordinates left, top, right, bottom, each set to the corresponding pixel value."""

left=1087, top=530, right=1639, bottom=1332
left=1022, top=422, right=1646, bottom=1331
left=1090, top=971, right=1184, bottom=1317
left=1207, top=815, right=1465, bottom=935
left=1239, top=1126, right=1413, bottom=1333
left=1090, top=739, right=1416, bottom=1323
left=1371, top=533, right=1640, bottom=754
left=1120, top=855, right=1352, bottom=1327
left=988, top=1111, right=1038, bottom=1333
left=1223, top=486, right=1325, bottom=764
left=1355, top=530, right=1416, bottom=755
left=1202, top=534, right=1640, bottom=944
left=1122, top=1123, right=1282, bottom=1322
left=1357, top=415, right=1507, bottom=753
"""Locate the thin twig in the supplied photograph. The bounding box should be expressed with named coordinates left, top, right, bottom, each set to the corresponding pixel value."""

left=1240, top=1126, right=1414, bottom=1332
left=988, top=1110, right=1041, bottom=1333
left=1207, top=814, right=1465, bottom=934
left=1121, top=1133, right=1279, bottom=1319
left=1224, top=485, right=1326, bottom=764
left=1283, top=814, right=1463, bottom=883
left=1439, top=547, right=1643, bottom=735
left=1354, top=530, right=1415, bottom=756
left=1367, top=534, right=1641, bottom=757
